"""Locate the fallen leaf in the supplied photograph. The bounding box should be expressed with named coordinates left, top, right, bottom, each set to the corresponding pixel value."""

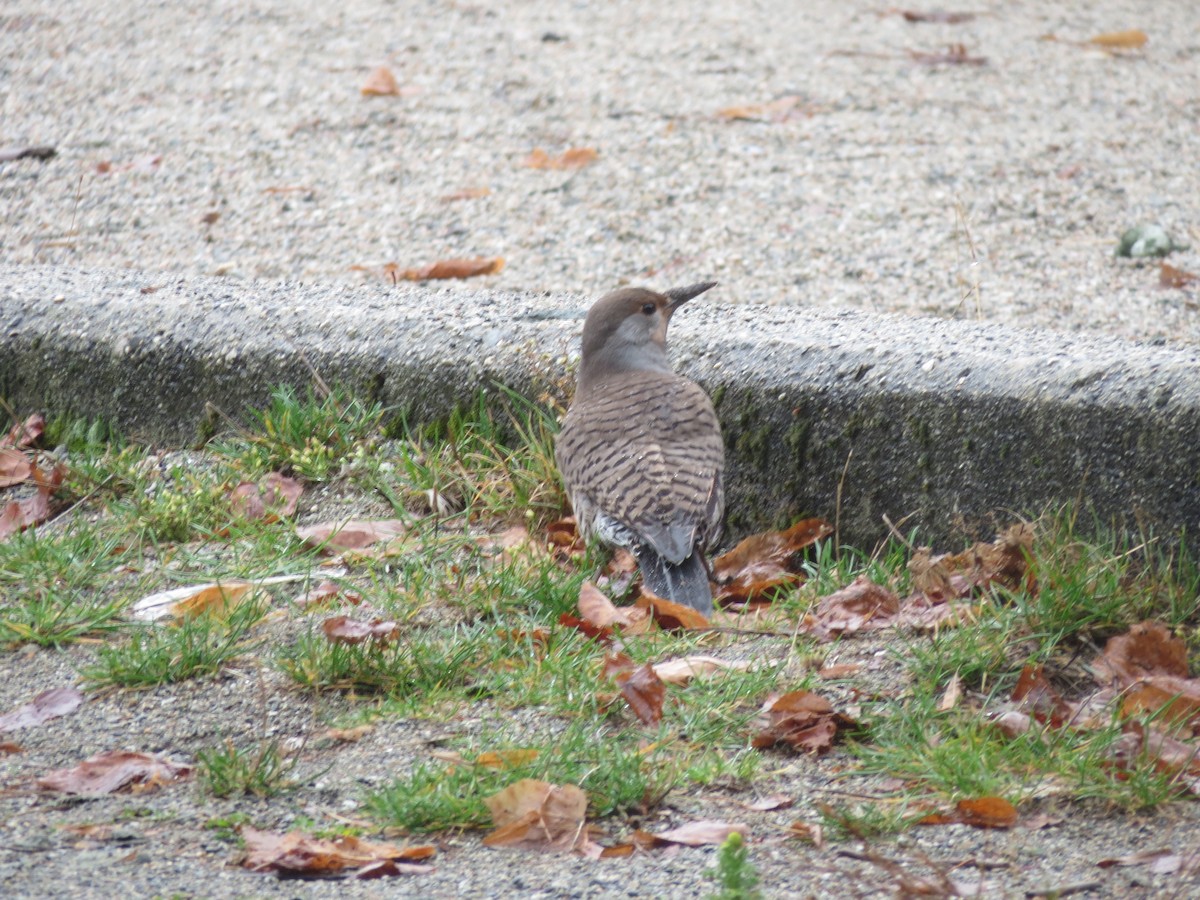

left=908, top=44, right=987, bottom=66
left=296, top=519, right=407, bottom=553
left=0, top=687, right=85, bottom=731
left=614, top=663, right=666, bottom=726
left=938, top=674, right=963, bottom=712
left=635, top=590, right=711, bottom=630
left=38, top=750, right=192, bottom=795
left=2, top=413, right=44, bottom=449
left=293, top=580, right=361, bottom=608
left=242, top=826, right=434, bottom=877
left=522, top=147, right=598, bottom=170
left=652, top=655, right=748, bottom=686
left=711, top=518, right=832, bottom=605
left=1094, top=621, right=1190, bottom=684
left=578, top=581, right=651, bottom=633
left=230, top=472, right=302, bottom=523
left=954, top=796, right=1019, bottom=829
left=717, top=96, right=807, bottom=123
left=397, top=257, right=505, bottom=281
left=1088, top=29, right=1148, bottom=50
left=1097, top=848, right=1184, bottom=872
left=741, top=793, right=794, bottom=812
left=1160, top=262, right=1199, bottom=289
left=652, top=821, right=749, bottom=847
left=558, top=612, right=615, bottom=643
left=483, top=779, right=592, bottom=853
left=0, top=460, right=65, bottom=541
left=324, top=725, right=374, bottom=743
left=909, top=523, right=1033, bottom=603
left=0, top=742, right=22, bottom=754
left=0, top=448, right=33, bottom=487
left=361, top=65, right=401, bottom=96
left=441, top=186, right=491, bottom=201
left=475, top=749, right=540, bottom=770
left=897, top=10, right=976, bottom=24
left=811, top=577, right=901, bottom=637
left=131, top=574, right=305, bottom=621
left=752, top=690, right=851, bottom=753
left=322, top=615, right=400, bottom=645
left=786, top=820, right=824, bottom=846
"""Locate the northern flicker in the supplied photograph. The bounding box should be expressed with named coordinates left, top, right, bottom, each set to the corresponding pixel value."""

left=556, top=283, right=724, bottom=614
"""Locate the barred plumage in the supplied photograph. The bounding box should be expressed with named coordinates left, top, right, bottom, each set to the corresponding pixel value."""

left=556, top=283, right=724, bottom=613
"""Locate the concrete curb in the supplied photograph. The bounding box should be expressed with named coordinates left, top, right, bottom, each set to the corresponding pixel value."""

left=3, top=264, right=1198, bottom=552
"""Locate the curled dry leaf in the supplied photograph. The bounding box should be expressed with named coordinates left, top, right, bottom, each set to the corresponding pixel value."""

left=578, top=581, right=651, bottom=633
left=0, top=460, right=65, bottom=542
left=322, top=615, right=400, bottom=645
left=635, top=589, right=710, bottom=630
left=230, top=472, right=302, bottom=523
left=522, top=147, right=598, bottom=170
left=293, top=579, right=361, bottom=608
left=0, top=687, right=85, bottom=731
left=242, top=826, right=434, bottom=878
left=652, top=655, right=748, bottom=686
left=1094, top=620, right=1189, bottom=683
left=397, top=257, right=505, bottom=281
left=1160, top=262, right=1199, bottom=289
left=558, top=612, right=615, bottom=643
left=483, top=778, right=592, bottom=853
left=296, top=518, right=407, bottom=554
left=3, top=412, right=44, bottom=449
left=920, top=796, right=1019, bottom=829
left=651, top=821, right=750, bottom=847
left=360, top=65, right=400, bottom=96
left=741, top=793, right=794, bottom=812
left=605, top=660, right=665, bottom=726
left=38, top=750, right=193, bottom=795
left=132, top=574, right=306, bottom=621
left=786, top=820, right=825, bottom=847
left=0, top=448, right=33, bottom=488
left=909, top=523, right=1033, bottom=603
left=1011, top=663, right=1074, bottom=728
left=752, top=690, right=851, bottom=754
left=717, top=96, right=807, bottom=123
left=812, top=576, right=900, bottom=638
left=1088, top=29, right=1148, bottom=50
left=711, top=518, right=832, bottom=605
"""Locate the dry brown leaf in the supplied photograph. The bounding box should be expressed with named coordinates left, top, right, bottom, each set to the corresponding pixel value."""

left=522, top=147, right=598, bottom=170
left=817, top=663, right=863, bottom=679
left=558, top=612, right=615, bottom=643
left=441, top=186, right=491, bottom=201
left=898, top=9, right=976, bottom=23
left=1119, top=677, right=1200, bottom=729
left=908, top=43, right=987, bottom=66
left=475, top=749, right=540, bottom=770
left=955, top=796, right=1019, bottom=829
left=909, top=523, right=1033, bottom=603
left=635, top=589, right=711, bottom=630
left=0, top=741, right=22, bottom=754
left=1094, top=621, right=1189, bottom=684
left=652, top=821, right=749, bottom=847
left=741, top=793, right=794, bottom=812
left=614, top=663, right=666, bottom=726
left=0, top=687, right=84, bottom=731
left=1088, top=29, right=1148, bottom=50
left=0, top=448, right=32, bottom=488
left=293, top=580, right=361, bottom=609
left=786, top=820, right=825, bottom=847
left=717, top=96, right=806, bottom=122
left=361, top=65, right=401, bottom=96
left=0, top=460, right=64, bottom=541
left=230, top=472, right=302, bottom=523
left=1160, top=262, right=1199, bottom=289
left=1098, top=848, right=1193, bottom=875
left=172, top=583, right=256, bottom=621
left=483, top=779, right=591, bottom=853
left=38, top=750, right=192, bottom=795
left=322, top=615, right=400, bottom=645
left=578, top=581, right=651, bottom=633
left=752, top=690, right=851, bottom=754
left=937, top=674, right=962, bottom=712
left=296, top=519, right=407, bottom=553
left=242, top=826, right=434, bottom=877
left=398, top=257, right=505, bottom=281
left=711, top=518, right=831, bottom=605
left=652, top=655, right=748, bottom=686
left=324, top=725, right=374, bottom=743
left=3, top=412, right=44, bottom=449
left=812, top=576, right=900, bottom=638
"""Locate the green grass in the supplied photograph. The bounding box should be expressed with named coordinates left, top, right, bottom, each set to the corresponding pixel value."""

left=197, top=738, right=299, bottom=798
left=5, top=384, right=1200, bottom=856
left=81, top=592, right=270, bottom=689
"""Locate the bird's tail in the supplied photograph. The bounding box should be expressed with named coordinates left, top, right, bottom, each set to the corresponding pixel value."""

left=635, top=547, right=714, bottom=616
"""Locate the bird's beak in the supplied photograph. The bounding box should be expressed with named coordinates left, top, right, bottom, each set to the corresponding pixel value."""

left=664, top=281, right=717, bottom=315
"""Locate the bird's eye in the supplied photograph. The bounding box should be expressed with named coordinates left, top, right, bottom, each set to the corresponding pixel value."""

left=641, top=303, right=656, bottom=315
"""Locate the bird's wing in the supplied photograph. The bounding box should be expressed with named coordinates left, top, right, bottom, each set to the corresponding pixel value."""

left=556, top=374, right=723, bottom=564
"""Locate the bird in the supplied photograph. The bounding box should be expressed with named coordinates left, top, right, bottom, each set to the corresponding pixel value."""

left=555, top=282, right=725, bottom=614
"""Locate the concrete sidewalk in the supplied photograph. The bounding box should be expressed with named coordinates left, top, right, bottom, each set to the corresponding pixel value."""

left=3, top=264, right=1197, bottom=552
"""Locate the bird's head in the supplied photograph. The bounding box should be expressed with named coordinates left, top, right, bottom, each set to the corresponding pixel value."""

left=577, top=282, right=715, bottom=387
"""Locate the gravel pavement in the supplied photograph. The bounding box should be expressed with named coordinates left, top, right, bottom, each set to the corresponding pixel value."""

left=2, top=0, right=1198, bottom=343
left=3, top=1, right=1200, bottom=898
